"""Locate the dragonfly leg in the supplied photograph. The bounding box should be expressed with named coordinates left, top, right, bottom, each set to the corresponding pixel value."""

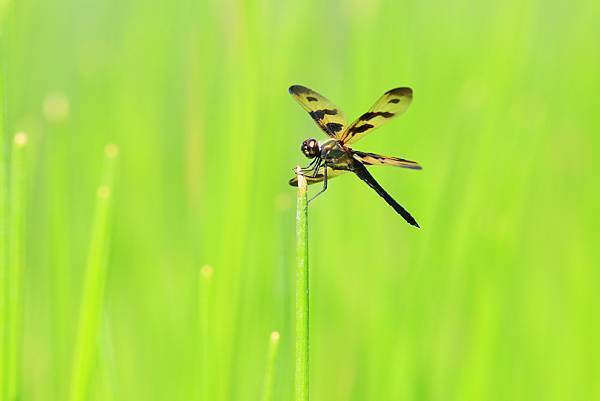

left=304, top=157, right=318, bottom=169
left=308, top=165, right=328, bottom=204
left=301, top=158, right=321, bottom=177
left=292, top=158, right=318, bottom=174
left=297, top=158, right=319, bottom=174
left=311, top=158, right=323, bottom=177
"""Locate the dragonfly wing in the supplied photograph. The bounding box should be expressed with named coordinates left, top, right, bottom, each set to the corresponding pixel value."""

left=288, top=166, right=348, bottom=186
left=352, top=150, right=422, bottom=170
left=289, top=85, right=348, bottom=138
left=340, top=87, right=413, bottom=145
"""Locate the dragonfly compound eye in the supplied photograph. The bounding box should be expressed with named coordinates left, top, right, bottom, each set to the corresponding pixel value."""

left=301, top=138, right=319, bottom=159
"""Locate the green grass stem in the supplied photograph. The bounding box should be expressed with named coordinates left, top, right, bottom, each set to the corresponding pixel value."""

left=68, top=144, right=118, bottom=401
left=198, top=264, right=214, bottom=401
left=6, top=132, right=28, bottom=401
left=46, top=106, right=74, bottom=394
left=261, top=331, right=281, bottom=401
left=0, top=28, right=6, bottom=401
left=294, top=168, right=309, bottom=401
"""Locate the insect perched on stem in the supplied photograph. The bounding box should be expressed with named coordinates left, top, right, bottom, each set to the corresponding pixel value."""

left=288, top=85, right=422, bottom=227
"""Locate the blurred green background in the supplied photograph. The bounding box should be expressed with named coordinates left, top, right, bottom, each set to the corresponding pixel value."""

left=1, top=0, right=599, bottom=399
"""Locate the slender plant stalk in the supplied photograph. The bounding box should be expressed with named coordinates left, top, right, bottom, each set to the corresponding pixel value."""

left=47, top=119, right=72, bottom=393
left=68, top=144, right=118, bottom=401
left=198, top=264, right=213, bottom=401
left=0, top=28, right=7, bottom=401
left=99, top=318, right=117, bottom=401
left=261, top=331, right=281, bottom=401
left=6, top=132, right=28, bottom=401
left=295, top=168, right=309, bottom=401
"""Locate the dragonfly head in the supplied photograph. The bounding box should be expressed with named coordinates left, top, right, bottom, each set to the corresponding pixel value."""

left=301, top=138, right=320, bottom=159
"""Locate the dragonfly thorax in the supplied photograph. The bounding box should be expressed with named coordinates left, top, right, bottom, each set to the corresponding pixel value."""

left=319, top=138, right=350, bottom=165
left=301, top=138, right=320, bottom=159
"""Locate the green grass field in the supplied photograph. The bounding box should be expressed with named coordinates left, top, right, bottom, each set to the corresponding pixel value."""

left=1, top=0, right=599, bottom=400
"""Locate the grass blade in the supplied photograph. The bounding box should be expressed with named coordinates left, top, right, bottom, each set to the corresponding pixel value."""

left=0, top=27, right=6, bottom=400
left=6, top=132, right=28, bottom=401
left=294, top=168, right=309, bottom=401
left=261, top=331, right=281, bottom=401
left=68, top=144, right=118, bottom=401
left=198, top=264, right=213, bottom=401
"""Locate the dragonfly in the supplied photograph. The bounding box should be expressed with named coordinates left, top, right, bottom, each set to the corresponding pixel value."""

left=288, top=85, right=422, bottom=227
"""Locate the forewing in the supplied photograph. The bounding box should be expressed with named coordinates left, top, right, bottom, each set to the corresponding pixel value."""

left=288, top=166, right=348, bottom=186
left=352, top=150, right=422, bottom=170
left=340, top=87, right=413, bottom=145
left=289, top=85, right=347, bottom=138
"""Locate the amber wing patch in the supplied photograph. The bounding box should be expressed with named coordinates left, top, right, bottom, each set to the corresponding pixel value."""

left=289, top=85, right=348, bottom=138
left=340, top=87, right=413, bottom=145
